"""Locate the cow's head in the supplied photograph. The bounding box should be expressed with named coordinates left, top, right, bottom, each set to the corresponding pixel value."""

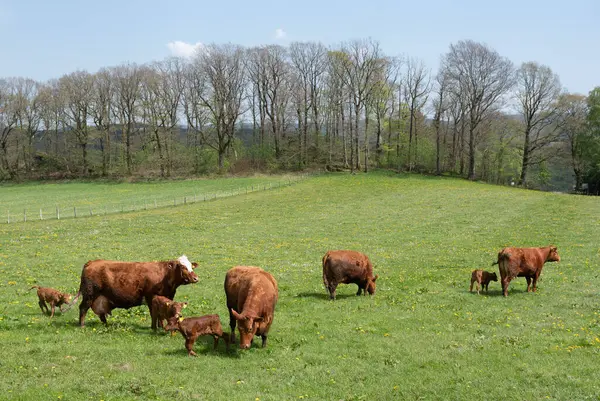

left=60, top=293, right=73, bottom=304
left=547, top=246, right=560, bottom=262
left=166, top=300, right=188, bottom=320
left=174, top=255, right=199, bottom=284
left=231, top=309, right=263, bottom=349
left=366, top=275, right=379, bottom=295
left=490, top=272, right=498, bottom=282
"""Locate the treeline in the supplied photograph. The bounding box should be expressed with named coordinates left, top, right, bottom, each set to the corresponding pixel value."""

left=0, top=38, right=599, bottom=192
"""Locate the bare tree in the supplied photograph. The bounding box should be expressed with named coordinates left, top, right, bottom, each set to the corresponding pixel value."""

left=13, top=78, right=42, bottom=172
left=0, top=79, right=19, bottom=176
left=515, top=62, right=563, bottom=185
left=432, top=67, right=449, bottom=175
left=403, top=57, right=430, bottom=171
left=557, top=94, right=589, bottom=190
left=90, top=68, right=114, bottom=176
left=192, top=43, right=247, bottom=170
left=113, top=63, right=143, bottom=175
left=444, top=40, right=514, bottom=180
left=59, top=71, right=94, bottom=175
left=182, top=59, right=210, bottom=172
left=339, top=39, right=383, bottom=172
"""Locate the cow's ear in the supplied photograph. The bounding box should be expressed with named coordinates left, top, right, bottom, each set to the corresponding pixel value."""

left=373, top=275, right=379, bottom=282
left=167, top=262, right=175, bottom=270
left=192, top=262, right=198, bottom=269
left=253, top=316, right=264, bottom=323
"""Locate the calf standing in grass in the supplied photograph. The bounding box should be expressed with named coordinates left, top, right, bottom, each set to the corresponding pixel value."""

left=30, top=286, right=72, bottom=317
left=469, top=270, right=497, bottom=294
left=151, top=295, right=188, bottom=331
left=165, top=314, right=230, bottom=356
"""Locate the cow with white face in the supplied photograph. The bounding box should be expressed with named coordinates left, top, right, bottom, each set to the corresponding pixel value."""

left=74, top=255, right=199, bottom=327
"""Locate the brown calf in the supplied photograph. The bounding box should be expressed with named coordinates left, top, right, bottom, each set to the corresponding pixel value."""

left=469, top=270, right=498, bottom=294
left=151, top=295, right=188, bottom=331
left=30, top=286, right=72, bottom=318
left=165, top=314, right=230, bottom=356
left=494, top=245, right=560, bottom=296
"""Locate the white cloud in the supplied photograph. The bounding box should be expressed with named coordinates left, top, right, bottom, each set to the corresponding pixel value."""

left=274, top=28, right=287, bottom=40
left=166, top=41, right=204, bottom=58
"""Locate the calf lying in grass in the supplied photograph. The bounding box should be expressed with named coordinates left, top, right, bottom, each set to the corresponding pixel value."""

left=30, top=286, right=72, bottom=317
left=469, top=270, right=498, bottom=294
left=151, top=295, right=188, bottom=331
left=165, top=314, right=230, bottom=356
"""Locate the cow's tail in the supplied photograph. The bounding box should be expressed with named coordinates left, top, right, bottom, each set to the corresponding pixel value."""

left=322, top=252, right=331, bottom=289
left=493, top=250, right=511, bottom=266
left=64, top=261, right=90, bottom=312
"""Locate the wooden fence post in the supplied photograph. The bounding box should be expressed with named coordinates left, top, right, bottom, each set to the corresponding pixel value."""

left=40, top=208, right=43, bottom=220
left=56, top=206, right=60, bottom=220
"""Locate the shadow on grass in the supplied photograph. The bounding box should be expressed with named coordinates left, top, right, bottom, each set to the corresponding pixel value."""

left=162, top=337, right=240, bottom=359
left=468, top=288, right=532, bottom=297
left=295, top=291, right=357, bottom=300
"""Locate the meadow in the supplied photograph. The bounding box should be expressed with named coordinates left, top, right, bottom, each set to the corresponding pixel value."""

left=0, top=171, right=599, bottom=400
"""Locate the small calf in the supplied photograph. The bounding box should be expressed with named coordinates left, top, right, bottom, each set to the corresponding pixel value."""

left=30, top=286, right=72, bottom=317
left=165, top=314, right=230, bottom=356
left=470, top=270, right=498, bottom=294
left=151, top=295, right=188, bottom=331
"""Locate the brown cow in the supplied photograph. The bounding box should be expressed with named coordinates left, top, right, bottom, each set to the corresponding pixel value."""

left=151, top=295, right=188, bottom=331
left=224, top=266, right=278, bottom=349
left=165, top=314, right=230, bottom=356
left=469, top=270, right=498, bottom=294
left=494, top=246, right=560, bottom=297
left=322, top=250, right=378, bottom=300
left=30, top=286, right=72, bottom=317
left=75, top=255, right=199, bottom=327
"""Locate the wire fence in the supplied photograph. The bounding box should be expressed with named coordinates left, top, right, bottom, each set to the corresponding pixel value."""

left=2, top=175, right=308, bottom=224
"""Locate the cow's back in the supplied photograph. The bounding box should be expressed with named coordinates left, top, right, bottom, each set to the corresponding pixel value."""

left=225, top=266, right=278, bottom=314
left=323, top=250, right=372, bottom=283
left=81, top=260, right=168, bottom=307
left=498, top=247, right=546, bottom=278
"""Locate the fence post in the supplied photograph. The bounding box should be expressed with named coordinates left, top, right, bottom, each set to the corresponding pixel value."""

left=7, top=210, right=9, bottom=224
left=40, top=208, right=43, bottom=220
left=56, top=206, right=60, bottom=220
left=24, top=209, right=26, bottom=222
left=89, top=206, right=92, bottom=216
left=74, top=207, right=77, bottom=218
left=184, top=197, right=187, bottom=205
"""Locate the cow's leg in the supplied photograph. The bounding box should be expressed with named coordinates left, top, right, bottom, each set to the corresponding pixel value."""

left=213, top=335, right=219, bottom=350
left=525, top=276, right=532, bottom=292
left=185, top=336, right=197, bottom=356
left=502, top=277, right=511, bottom=297
left=99, top=314, right=108, bottom=325
left=39, top=300, right=47, bottom=314
left=228, top=310, right=236, bottom=344
left=476, top=282, right=480, bottom=295
left=261, top=334, right=268, bottom=348
left=356, top=285, right=363, bottom=296
left=50, top=302, right=56, bottom=318
left=79, top=299, right=92, bottom=327
left=532, top=272, right=540, bottom=292
left=469, top=279, right=474, bottom=293
left=328, top=282, right=338, bottom=300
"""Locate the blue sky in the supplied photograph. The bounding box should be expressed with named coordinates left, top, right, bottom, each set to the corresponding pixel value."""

left=0, top=0, right=597, bottom=94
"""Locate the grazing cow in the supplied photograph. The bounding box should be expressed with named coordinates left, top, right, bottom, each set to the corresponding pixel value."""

left=469, top=270, right=498, bottom=294
left=224, top=266, right=278, bottom=349
left=493, top=246, right=560, bottom=297
left=165, top=314, right=230, bottom=356
left=74, top=255, right=199, bottom=327
left=322, top=250, right=378, bottom=300
left=30, top=286, right=72, bottom=318
left=151, top=295, right=188, bottom=331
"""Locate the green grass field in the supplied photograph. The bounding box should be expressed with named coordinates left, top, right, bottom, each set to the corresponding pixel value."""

left=0, top=172, right=599, bottom=400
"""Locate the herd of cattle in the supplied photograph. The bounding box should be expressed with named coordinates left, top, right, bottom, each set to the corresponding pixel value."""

left=30, top=245, right=560, bottom=356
